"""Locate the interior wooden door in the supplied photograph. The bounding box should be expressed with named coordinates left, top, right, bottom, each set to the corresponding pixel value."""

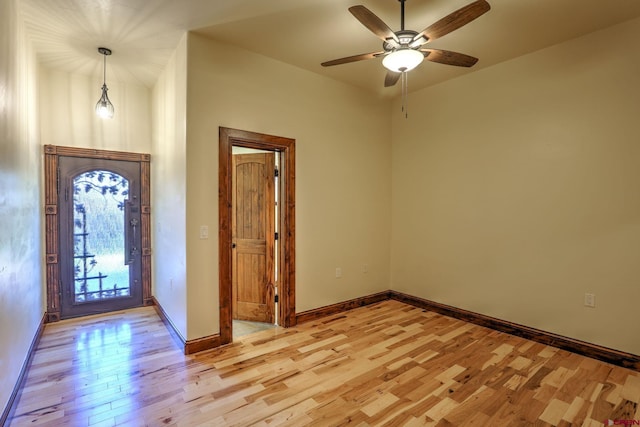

left=232, top=152, right=276, bottom=323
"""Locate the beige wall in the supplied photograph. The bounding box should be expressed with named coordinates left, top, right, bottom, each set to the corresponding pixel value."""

left=151, top=34, right=188, bottom=339
left=183, top=32, right=392, bottom=339
left=4, top=8, right=639, bottom=417
left=39, top=68, right=151, bottom=152
left=0, top=0, right=43, bottom=413
left=391, top=17, right=640, bottom=354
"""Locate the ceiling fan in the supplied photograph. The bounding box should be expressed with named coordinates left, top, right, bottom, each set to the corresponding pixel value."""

left=321, top=0, right=491, bottom=87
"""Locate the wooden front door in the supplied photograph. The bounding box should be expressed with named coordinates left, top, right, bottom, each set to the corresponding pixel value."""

left=58, top=156, right=143, bottom=318
left=232, top=153, right=276, bottom=323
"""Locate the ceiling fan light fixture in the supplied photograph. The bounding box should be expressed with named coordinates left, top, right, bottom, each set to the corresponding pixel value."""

left=95, top=47, right=114, bottom=119
left=382, top=48, right=424, bottom=72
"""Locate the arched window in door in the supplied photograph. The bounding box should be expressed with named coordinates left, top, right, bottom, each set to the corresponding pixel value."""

left=72, top=170, right=130, bottom=302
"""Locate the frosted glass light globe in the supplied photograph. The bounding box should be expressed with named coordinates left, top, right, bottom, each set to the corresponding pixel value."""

left=382, top=49, right=424, bottom=72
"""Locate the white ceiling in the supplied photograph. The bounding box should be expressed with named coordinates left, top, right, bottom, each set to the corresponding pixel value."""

left=19, top=0, right=640, bottom=97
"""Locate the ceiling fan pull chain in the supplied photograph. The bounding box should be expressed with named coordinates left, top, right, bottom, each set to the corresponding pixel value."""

left=400, top=71, right=407, bottom=119
left=402, top=71, right=408, bottom=119
left=401, top=72, right=405, bottom=115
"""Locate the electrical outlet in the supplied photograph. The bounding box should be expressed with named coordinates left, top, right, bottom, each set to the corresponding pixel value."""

left=199, top=225, right=209, bottom=239
left=584, top=293, right=595, bottom=308
left=335, top=267, right=342, bottom=278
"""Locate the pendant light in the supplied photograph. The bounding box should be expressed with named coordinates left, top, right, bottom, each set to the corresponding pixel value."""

left=95, top=47, right=114, bottom=119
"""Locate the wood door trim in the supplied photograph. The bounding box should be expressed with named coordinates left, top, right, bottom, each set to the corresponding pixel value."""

left=219, top=127, right=296, bottom=345
left=43, top=145, right=152, bottom=322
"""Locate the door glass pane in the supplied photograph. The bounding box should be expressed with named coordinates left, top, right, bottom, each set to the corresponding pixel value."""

left=73, top=170, right=130, bottom=303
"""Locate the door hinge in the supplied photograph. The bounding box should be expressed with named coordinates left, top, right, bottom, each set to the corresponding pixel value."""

left=274, top=167, right=279, bottom=178
left=274, top=232, right=279, bottom=240
left=274, top=294, right=279, bottom=303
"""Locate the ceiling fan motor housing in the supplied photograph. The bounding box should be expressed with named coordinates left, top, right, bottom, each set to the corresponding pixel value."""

left=383, top=30, right=421, bottom=52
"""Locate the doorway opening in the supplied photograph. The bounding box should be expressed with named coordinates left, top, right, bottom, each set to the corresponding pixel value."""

left=231, top=147, right=278, bottom=339
left=44, top=145, right=152, bottom=322
left=219, top=128, right=296, bottom=345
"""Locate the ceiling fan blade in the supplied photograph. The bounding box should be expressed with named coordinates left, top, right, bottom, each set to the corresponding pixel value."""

left=384, top=71, right=401, bottom=87
left=421, top=49, right=478, bottom=67
left=349, top=5, right=399, bottom=43
left=413, top=0, right=490, bottom=44
left=321, top=51, right=384, bottom=67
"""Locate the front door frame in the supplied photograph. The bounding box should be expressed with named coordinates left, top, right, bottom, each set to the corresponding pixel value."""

left=219, top=127, right=296, bottom=345
left=44, top=145, right=152, bottom=322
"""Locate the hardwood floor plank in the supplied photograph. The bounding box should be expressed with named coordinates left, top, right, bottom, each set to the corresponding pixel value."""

left=7, top=301, right=640, bottom=426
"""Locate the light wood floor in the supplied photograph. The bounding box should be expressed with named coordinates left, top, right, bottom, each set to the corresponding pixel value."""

left=8, top=300, right=640, bottom=426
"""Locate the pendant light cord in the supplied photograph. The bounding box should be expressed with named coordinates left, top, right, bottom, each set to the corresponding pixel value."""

left=97, top=47, right=111, bottom=89
left=102, top=53, right=106, bottom=86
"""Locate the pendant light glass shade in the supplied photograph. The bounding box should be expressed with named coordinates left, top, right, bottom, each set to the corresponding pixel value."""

left=95, top=84, right=114, bottom=118
left=95, top=47, right=114, bottom=119
left=382, top=48, right=424, bottom=72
